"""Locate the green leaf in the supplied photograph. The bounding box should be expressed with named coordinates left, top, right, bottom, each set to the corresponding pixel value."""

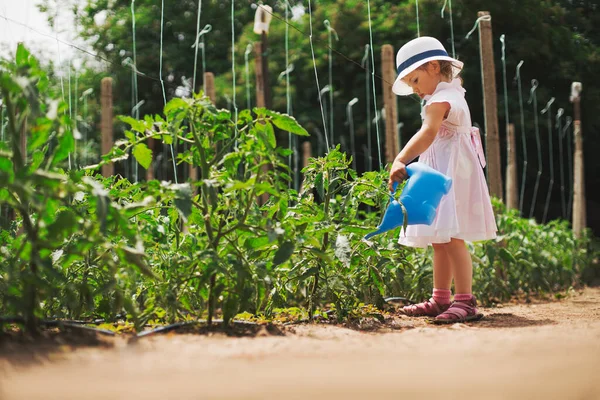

left=255, top=121, right=276, bottom=149
left=273, top=241, right=295, bottom=266
left=0, top=157, right=14, bottom=185
left=297, top=266, right=319, bottom=282
left=369, top=267, right=386, bottom=296
left=124, top=130, right=136, bottom=142
left=47, top=210, right=78, bottom=241
left=498, top=248, right=517, bottom=264
left=133, top=143, right=152, bottom=169
left=121, top=246, right=156, bottom=279
left=172, top=184, right=193, bottom=221
left=223, top=293, right=240, bottom=325
left=486, top=244, right=497, bottom=265
left=54, top=129, right=74, bottom=163
left=16, top=43, right=30, bottom=66
left=119, top=116, right=146, bottom=133
left=164, top=98, right=189, bottom=115
left=29, top=150, right=44, bottom=172
left=29, top=120, right=52, bottom=151
left=245, top=236, right=271, bottom=251
left=315, top=172, right=324, bottom=200
left=262, top=109, right=309, bottom=136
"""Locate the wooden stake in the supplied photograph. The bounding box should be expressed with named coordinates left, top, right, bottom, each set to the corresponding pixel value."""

left=261, top=33, right=272, bottom=109
left=146, top=137, right=155, bottom=181
left=300, top=141, right=312, bottom=193
left=571, top=82, right=585, bottom=236
left=382, top=44, right=399, bottom=164
left=254, top=42, right=266, bottom=108
left=477, top=11, right=503, bottom=201
left=505, top=123, right=518, bottom=210
left=204, top=72, right=216, bottom=103
left=254, top=24, right=272, bottom=205
left=100, top=77, right=114, bottom=177
left=302, top=141, right=312, bottom=169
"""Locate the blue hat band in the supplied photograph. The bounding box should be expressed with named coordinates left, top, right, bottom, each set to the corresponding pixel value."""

left=397, top=49, right=449, bottom=76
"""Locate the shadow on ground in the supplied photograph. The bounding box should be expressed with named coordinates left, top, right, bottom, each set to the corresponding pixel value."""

left=0, top=325, right=113, bottom=368
left=477, top=313, right=555, bottom=328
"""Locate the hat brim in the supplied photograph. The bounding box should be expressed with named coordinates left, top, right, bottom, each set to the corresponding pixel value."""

left=392, top=56, right=464, bottom=96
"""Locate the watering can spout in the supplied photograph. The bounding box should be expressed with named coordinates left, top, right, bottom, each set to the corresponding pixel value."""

left=363, top=200, right=406, bottom=240
left=363, top=162, right=452, bottom=240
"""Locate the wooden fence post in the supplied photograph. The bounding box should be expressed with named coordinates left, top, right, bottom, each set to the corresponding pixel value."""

left=505, top=123, right=518, bottom=210
left=254, top=42, right=266, bottom=109
left=571, top=82, right=585, bottom=236
left=299, top=141, right=312, bottom=193
left=204, top=72, right=216, bottom=103
left=100, top=77, right=114, bottom=177
left=478, top=11, right=503, bottom=201
left=254, top=8, right=272, bottom=205
left=382, top=44, right=399, bottom=164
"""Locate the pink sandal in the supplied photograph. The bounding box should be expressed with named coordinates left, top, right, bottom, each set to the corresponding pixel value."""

left=434, top=296, right=484, bottom=324
left=400, top=298, right=450, bottom=317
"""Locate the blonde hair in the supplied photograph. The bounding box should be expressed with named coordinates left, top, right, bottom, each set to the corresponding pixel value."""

left=419, top=60, right=461, bottom=82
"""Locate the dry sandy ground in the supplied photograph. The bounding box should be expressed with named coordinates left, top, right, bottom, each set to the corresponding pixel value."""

left=1, top=288, right=600, bottom=400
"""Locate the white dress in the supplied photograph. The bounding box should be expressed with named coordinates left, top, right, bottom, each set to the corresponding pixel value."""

left=399, top=79, right=498, bottom=248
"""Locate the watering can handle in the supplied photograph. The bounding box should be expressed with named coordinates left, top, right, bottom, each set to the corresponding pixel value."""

left=390, top=167, right=413, bottom=195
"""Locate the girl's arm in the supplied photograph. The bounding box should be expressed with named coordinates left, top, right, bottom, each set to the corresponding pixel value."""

left=388, top=102, right=449, bottom=190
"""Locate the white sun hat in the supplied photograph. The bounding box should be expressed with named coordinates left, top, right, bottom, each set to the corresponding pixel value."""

left=392, top=36, right=463, bottom=96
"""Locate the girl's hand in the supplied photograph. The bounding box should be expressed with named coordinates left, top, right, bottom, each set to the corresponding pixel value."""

left=389, top=159, right=408, bottom=192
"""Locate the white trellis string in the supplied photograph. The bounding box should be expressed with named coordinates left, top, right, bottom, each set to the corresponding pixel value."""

left=307, top=0, right=330, bottom=151
left=283, top=0, right=292, bottom=117
left=74, top=67, right=79, bottom=126
left=319, top=85, right=331, bottom=147
left=131, top=0, right=140, bottom=182
left=515, top=61, right=527, bottom=216
left=244, top=43, right=253, bottom=110
left=367, top=0, right=383, bottom=169
left=160, top=0, right=178, bottom=183
left=556, top=108, right=566, bottom=219
left=53, top=7, right=69, bottom=169
left=1, top=105, right=5, bottom=142
left=465, top=14, right=492, bottom=40
left=541, top=97, right=555, bottom=223
left=80, top=88, right=93, bottom=166
left=282, top=0, right=297, bottom=190
left=68, top=58, right=75, bottom=167
left=279, top=62, right=297, bottom=187
left=346, top=97, right=359, bottom=170
left=500, top=35, right=510, bottom=206
left=362, top=45, right=372, bottom=172
left=231, top=0, right=238, bottom=143
left=441, top=0, right=456, bottom=58
left=500, top=35, right=509, bottom=130
left=191, top=24, right=212, bottom=92
left=324, top=19, right=338, bottom=146
left=416, top=0, right=420, bottom=37
left=527, top=79, right=542, bottom=219
left=192, top=0, right=202, bottom=94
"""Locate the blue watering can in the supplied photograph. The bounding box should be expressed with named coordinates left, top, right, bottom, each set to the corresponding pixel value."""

left=364, top=162, right=452, bottom=240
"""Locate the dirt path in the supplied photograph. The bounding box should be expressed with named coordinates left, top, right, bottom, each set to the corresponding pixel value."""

left=2, top=288, right=600, bottom=400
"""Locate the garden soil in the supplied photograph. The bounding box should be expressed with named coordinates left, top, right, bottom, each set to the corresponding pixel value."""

left=1, top=287, right=599, bottom=400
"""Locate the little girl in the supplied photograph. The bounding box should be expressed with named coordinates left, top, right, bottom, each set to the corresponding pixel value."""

left=389, top=36, right=497, bottom=323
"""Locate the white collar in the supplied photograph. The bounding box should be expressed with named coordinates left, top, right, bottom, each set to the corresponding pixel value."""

left=424, top=78, right=465, bottom=102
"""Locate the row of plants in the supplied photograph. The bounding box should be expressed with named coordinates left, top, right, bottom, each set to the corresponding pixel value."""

left=0, top=46, right=596, bottom=333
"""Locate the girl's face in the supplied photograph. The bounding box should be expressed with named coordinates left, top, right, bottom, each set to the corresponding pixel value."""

left=402, top=61, right=442, bottom=99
